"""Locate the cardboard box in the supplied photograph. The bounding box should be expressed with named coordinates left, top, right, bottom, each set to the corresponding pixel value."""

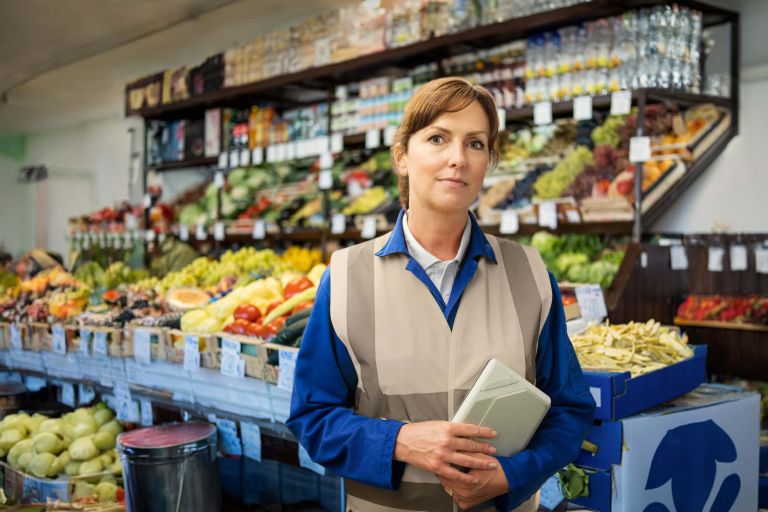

left=573, top=384, right=760, bottom=511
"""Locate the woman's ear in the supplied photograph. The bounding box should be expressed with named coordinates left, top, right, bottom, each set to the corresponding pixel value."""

left=393, top=142, right=408, bottom=177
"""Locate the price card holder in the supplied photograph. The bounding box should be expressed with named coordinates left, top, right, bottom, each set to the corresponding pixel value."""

left=756, top=248, right=768, bottom=274
left=78, top=384, right=95, bottom=406
left=52, top=324, right=67, bottom=355
left=215, top=418, right=242, bottom=456
left=499, top=209, right=519, bottom=235
left=384, top=126, right=397, bottom=146
left=318, top=170, right=333, bottom=190
left=221, top=339, right=244, bottom=378
left=331, top=213, right=346, bottom=235
left=241, top=422, right=262, bottom=461
left=361, top=216, right=377, bottom=239
left=670, top=245, right=689, bottom=270
left=179, top=224, right=189, bottom=241
left=134, top=330, right=152, bottom=365
left=10, top=324, right=21, bottom=350
left=331, top=133, right=343, bottom=153
left=575, top=284, right=608, bottom=323
left=217, top=153, right=228, bottom=169
left=252, top=220, right=266, bottom=240
left=239, top=148, right=251, bottom=166
left=142, top=194, right=152, bottom=209
left=79, top=329, right=91, bottom=355
left=730, top=245, right=747, bottom=271
left=229, top=151, right=239, bottom=168
left=573, top=95, right=593, bottom=121
left=114, top=384, right=134, bottom=422
left=708, top=247, right=724, bottom=272
left=298, top=443, right=326, bottom=475
left=140, top=399, right=153, bottom=427
left=183, top=335, right=200, bottom=371
left=538, top=202, right=558, bottom=229
left=93, top=331, right=108, bottom=358
left=640, top=251, right=648, bottom=269
left=252, top=147, right=264, bottom=166
left=196, top=222, right=207, bottom=241
left=365, top=129, right=381, bottom=149
left=565, top=209, right=581, bottom=223
left=319, top=152, right=333, bottom=170
left=629, top=136, right=651, bottom=163
left=144, top=230, right=156, bottom=242
left=533, top=101, right=553, bottom=126
left=61, top=384, right=76, bottom=408
left=610, top=90, right=632, bottom=115
left=277, top=350, right=298, bottom=392
left=214, top=222, right=226, bottom=241
left=497, top=108, right=507, bottom=132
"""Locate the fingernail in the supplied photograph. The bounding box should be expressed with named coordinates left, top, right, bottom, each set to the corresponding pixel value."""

left=491, top=430, right=498, bottom=437
left=489, top=446, right=497, bottom=454
left=488, top=462, right=498, bottom=469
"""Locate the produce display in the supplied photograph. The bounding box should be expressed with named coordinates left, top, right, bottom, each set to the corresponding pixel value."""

left=570, top=320, right=694, bottom=376
left=676, top=295, right=768, bottom=325
left=0, top=267, right=89, bottom=324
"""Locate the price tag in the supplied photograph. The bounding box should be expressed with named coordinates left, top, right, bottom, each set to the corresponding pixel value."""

left=140, top=399, right=153, bottom=427
left=641, top=251, right=648, bottom=268
left=629, top=136, right=652, bottom=163
left=610, top=90, right=632, bottom=115
left=183, top=335, right=200, bottom=371
left=252, top=220, right=266, bottom=240
left=134, top=330, right=151, bottom=365
left=61, top=384, right=76, bottom=408
left=239, top=148, right=251, bottom=166
left=365, top=129, right=381, bottom=149
left=179, top=224, right=189, bottom=241
left=384, top=126, right=397, bottom=146
left=10, top=324, right=21, bottom=350
left=158, top=232, right=166, bottom=244
left=144, top=230, right=156, bottom=242
left=82, top=236, right=90, bottom=250
left=79, top=329, right=91, bottom=355
left=670, top=245, right=689, bottom=270
left=142, top=194, right=152, bottom=209
left=93, top=331, right=108, bottom=357
left=533, top=101, right=553, bottom=126
left=756, top=248, right=768, bottom=274
left=730, top=245, right=748, bottom=271
left=123, top=233, right=133, bottom=249
left=298, top=443, right=326, bottom=475
left=52, top=324, right=67, bottom=354
left=240, top=422, right=262, bottom=461
left=286, top=142, right=297, bottom=161
left=538, top=202, right=558, bottom=229
left=217, top=153, right=228, bottom=169
left=229, top=150, right=239, bottom=168
left=277, top=350, right=298, bottom=392
left=575, top=284, right=608, bottom=322
left=331, top=213, right=346, bottom=234
left=214, top=222, right=225, bottom=241
left=214, top=171, right=225, bottom=189
left=573, top=95, right=593, bottom=121
left=78, top=384, right=95, bottom=405
left=319, top=152, right=333, bottom=170
left=252, top=147, right=263, bottom=166
left=497, top=108, right=506, bottom=132
left=114, top=384, right=133, bottom=421
left=708, top=247, right=724, bottom=272
left=318, top=169, right=333, bottom=191
left=196, top=222, right=207, bottom=240
left=565, top=209, right=581, bottom=223
left=314, top=37, right=332, bottom=66
left=361, top=216, right=377, bottom=239
left=222, top=338, right=240, bottom=355
left=215, top=418, right=242, bottom=456
left=275, top=144, right=286, bottom=162
left=499, top=209, right=519, bottom=235
left=221, top=351, right=244, bottom=379
left=266, top=145, right=276, bottom=163
left=331, top=133, right=343, bottom=153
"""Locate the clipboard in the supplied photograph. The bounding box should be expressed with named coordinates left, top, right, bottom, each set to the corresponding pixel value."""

left=452, top=358, right=551, bottom=457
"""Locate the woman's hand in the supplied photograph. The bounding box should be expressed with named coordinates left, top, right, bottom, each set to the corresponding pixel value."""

left=393, top=421, right=499, bottom=486
left=438, top=453, right=510, bottom=509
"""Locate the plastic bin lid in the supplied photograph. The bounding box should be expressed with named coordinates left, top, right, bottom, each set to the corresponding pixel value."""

left=118, top=422, right=216, bottom=459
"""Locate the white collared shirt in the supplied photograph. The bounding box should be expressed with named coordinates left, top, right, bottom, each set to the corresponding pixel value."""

left=402, top=213, right=471, bottom=305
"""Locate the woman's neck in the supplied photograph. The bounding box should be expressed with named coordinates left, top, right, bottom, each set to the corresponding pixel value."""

left=406, top=207, right=468, bottom=261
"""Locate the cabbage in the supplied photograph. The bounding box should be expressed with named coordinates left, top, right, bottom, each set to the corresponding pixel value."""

left=531, top=232, right=561, bottom=255
left=65, top=461, right=82, bottom=476
left=32, top=432, right=64, bottom=455
left=94, top=409, right=114, bottom=427
left=99, top=420, right=124, bottom=438
left=28, top=452, right=57, bottom=478
left=69, top=436, right=99, bottom=461
left=96, top=481, right=118, bottom=502
left=93, top=431, right=116, bottom=451
left=0, top=428, right=25, bottom=451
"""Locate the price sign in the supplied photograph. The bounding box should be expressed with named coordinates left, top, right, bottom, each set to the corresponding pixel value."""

left=361, top=216, right=377, bottom=239
left=221, top=352, right=244, bottom=378
left=217, top=153, right=228, bottom=169
left=640, top=251, right=648, bottom=268
left=533, top=101, right=553, bottom=126
left=114, top=384, right=133, bottom=422
left=497, top=108, right=507, bottom=132
left=565, top=209, right=581, bottom=223
left=538, top=202, right=558, bottom=229
left=499, top=209, right=519, bottom=235
left=142, top=194, right=152, bottom=209
left=384, top=126, right=397, bottom=146
left=140, top=399, right=153, bottom=427
left=61, top=384, right=76, bottom=408
left=79, top=329, right=91, bottom=355
left=575, top=284, right=608, bottom=323
left=252, top=147, right=264, bottom=166
left=331, top=133, right=343, bottom=153
left=221, top=338, right=240, bottom=355
left=298, top=444, right=326, bottom=475
left=10, top=324, right=21, bottom=350
left=214, top=222, right=225, bottom=241
left=240, top=422, right=262, bottom=461
left=144, top=230, right=156, bottom=242
left=214, top=171, right=225, bottom=189
left=134, top=330, right=151, bottom=365
left=730, top=245, right=747, bottom=271
left=670, top=245, right=689, bottom=270
left=314, top=37, right=332, bottom=66
left=183, top=336, right=200, bottom=371
left=195, top=222, right=207, bottom=241
left=573, top=95, right=592, bottom=121
left=239, top=148, right=251, bottom=166
left=229, top=150, right=239, bottom=168
left=215, top=418, right=242, bottom=456
left=93, top=331, right=108, bottom=357
left=252, top=220, right=266, bottom=240
left=331, top=213, right=346, bottom=234
left=756, top=248, right=768, bottom=274
left=708, top=247, right=724, bottom=272
left=365, top=129, right=381, bottom=149
left=52, top=324, right=67, bottom=355
left=318, top=170, right=333, bottom=190
left=78, top=384, right=95, bottom=405
left=319, top=152, right=333, bottom=170
left=277, top=350, right=298, bottom=392
left=610, top=90, right=632, bottom=115
left=629, top=136, right=651, bottom=163
left=179, top=224, right=189, bottom=241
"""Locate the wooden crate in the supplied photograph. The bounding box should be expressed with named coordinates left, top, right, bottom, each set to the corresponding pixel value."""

left=165, top=329, right=216, bottom=367
left=126, top=326, right=169, bottom=361
left=88, top=326, right=126, bottom=358
left=33, top=323, right=79, bottom=353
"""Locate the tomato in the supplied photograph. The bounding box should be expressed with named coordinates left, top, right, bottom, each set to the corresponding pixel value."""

left=291, top=301, right=314, bottom=314
left=245, top=322, right=274, bottom=339
left=116, top=487, right=125, bottom=503
left=270, top=316, right=287, bottom=330
left=283, top=277, right=314, bottom=300
left=234, top=304, right=262, bottom=323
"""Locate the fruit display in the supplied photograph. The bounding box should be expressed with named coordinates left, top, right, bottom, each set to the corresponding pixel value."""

left=570, top=320, right=694, bottom=376
left=676, top=295, right=768, bottom=325
left=0, top=267, right=89, bottom=324
left=532, top=145, right=595, bottom=200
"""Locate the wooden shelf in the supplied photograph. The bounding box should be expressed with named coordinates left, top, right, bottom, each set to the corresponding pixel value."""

left=674, top=317, right=768, bottom=333
left=148, top=156, right=217, bottom=171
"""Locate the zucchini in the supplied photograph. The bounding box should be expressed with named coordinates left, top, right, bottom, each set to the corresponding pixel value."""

left=272, top=317, right=309, bottom=346
left=285, top=308, right=312, bottom=326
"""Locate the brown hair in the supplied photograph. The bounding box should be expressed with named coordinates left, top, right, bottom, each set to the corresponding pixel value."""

left=392, top=76, right=500, bottom=209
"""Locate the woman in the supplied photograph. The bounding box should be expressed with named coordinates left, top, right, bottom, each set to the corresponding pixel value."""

left=287, top=77, right=595, bottom=511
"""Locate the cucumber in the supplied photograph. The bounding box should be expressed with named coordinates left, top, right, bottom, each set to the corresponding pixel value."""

left=285, top=308, right=312, bottom=326
left=272, top=318, right=309, bottom=346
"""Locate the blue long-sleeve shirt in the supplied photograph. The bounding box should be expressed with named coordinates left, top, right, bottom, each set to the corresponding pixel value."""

left=287, top=211, right=596, bottom=510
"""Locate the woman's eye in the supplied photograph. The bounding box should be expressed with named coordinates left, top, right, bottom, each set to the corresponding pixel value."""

left=469, top=140, right=485, bottom=150
left=428, top=135, right=445, bottom=144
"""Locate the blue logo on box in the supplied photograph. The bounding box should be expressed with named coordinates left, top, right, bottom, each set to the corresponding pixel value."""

left=643, top=420, right=740, bottom=512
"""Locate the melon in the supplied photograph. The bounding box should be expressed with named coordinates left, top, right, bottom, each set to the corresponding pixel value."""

left=167, top=288, right=210, bottom=311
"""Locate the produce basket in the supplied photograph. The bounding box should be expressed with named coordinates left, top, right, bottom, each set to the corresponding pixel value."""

left=0, top=321, right=8, bottom=349
left=165, top=329, right=216, bottom=367
left=88, top=327, right=126, bottom=358
left=10, top=323, right=32, bottom=351
left=213, top=333, right=295, bottom=383
left=36, top=323, right=80, bottom=353
left=125, top=326, right=169, bottom=361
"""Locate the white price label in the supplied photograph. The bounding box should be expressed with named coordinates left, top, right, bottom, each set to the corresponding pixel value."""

left=266, top=145, right=276, bottom=163
left=158, top=232, right=166, bottom=244
left=287, top=142, right=298, bottom=161
left=10, top=324, right=21, bottom=350
left=331, top=133, right=343, bottom=153
left=79, top=329, right=91, bottom=355
left=730, top=245, right=748, bottom=271
left=361, top=216, right=377, bottom=239
left=573, top=96, right=593, bottom=121
left=221, top=351, right=244, bottom=379
left=221, top=338, right=240, bottom=355
left=275, top=144, right=286, bottom=162
left=565, top=209, right=581, bottom=223
left=123, top=233, right=133, bottom=249
left=277, top=350, right=298, bottom=392
left=641, top=252, right=648, bottom=268
left=183, top=336, right=200, bottom=371
left=239, top=148, right=251, bottom=166
left=114, top=384, right=133, bottom=422
left=610, top=90, right=632, bottom=115
left=314, top=37, right=332, bottom=66
left=215, top=418, right=242, bottom=456
left=229, top=150, right=239, bottom=168
left=708, top=247, right=724, bottom=272
left=93, top=331, right=108, bottom=357
left=575, top=284, right=608, bottom=322
left=497, top=108, right=507, bottom=132
left=214, top=222, right=225, bottom=241
left=318, top=169, right=333, bottom=190
left=298, top=443, right=326, bottom=475
left=142, top=194, right=152, bottom=209
left=52, top=324, right=67, bottom=354
left=538, top=202, right=558, bottom=229
left=252, top=147, right=264, bottom=166
left=61, top=384, right=75, bottom=408
left=319, top=152, right=333, bottom=170
left=196, top=222, right=207, bottom=241
left=179, top=224, right=189, bottom=241
left=756, top=248, right=768, bottom=274
left=134, top=330, right=152, bottom=365
left=217, top=153, right=228, bottom=169
left=252, top=220, right=266, bottom=240
left=331, top=213, right=346, bottom=234
left=78, top=384, right=95, bottom=405
left=240, top=422, right=262, bottom=461
left=670, top=245, right=689, bottom=270
left=629, top=137, right=652, bottom=163
left=144, top=230, right=156, bottom=242
left=140, top=399, right=153, bottom=427
left=365, top=129, right=381, bottom=149
left=384, top=126, right=397, bottom=146
left=533, top=101, right=553, bottom=126
left=214, top=171, right=225, bottom=189
left=499, top=209, right=519, bottom=235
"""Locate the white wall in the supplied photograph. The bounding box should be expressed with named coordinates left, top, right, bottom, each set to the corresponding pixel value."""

left=0, top=155, right=35, bottom=256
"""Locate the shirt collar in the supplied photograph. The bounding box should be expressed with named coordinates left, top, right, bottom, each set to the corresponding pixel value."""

left=402, top=210, right=471, bottom=270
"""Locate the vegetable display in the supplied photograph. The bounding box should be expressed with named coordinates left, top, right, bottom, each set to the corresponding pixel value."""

left=677, top=295, right=768, bottom=325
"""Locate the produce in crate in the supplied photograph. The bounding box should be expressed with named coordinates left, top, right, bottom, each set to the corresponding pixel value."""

left=676, top=294, right=768, bottom=325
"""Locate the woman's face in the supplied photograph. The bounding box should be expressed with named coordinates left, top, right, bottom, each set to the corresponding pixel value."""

left=395, top=100, right=490, bottom=216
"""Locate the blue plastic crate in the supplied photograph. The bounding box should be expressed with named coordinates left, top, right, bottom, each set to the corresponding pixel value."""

left=570, top=469, right=611, bottom=512
left=575, top=420, right=622, bottom=471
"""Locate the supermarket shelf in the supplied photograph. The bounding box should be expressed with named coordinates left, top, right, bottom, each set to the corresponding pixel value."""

left=674, top=317, right=768, bottom=333
left=147, top=156, right=218, bottom=171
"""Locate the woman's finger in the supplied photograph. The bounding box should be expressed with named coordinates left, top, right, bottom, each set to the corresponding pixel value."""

left=446, top=451, right=498, bottom=470
left=450, top=423, right=497, bottom=439
left=453, top=437, right=497, bottom=454
left=435, top=465, right=480, bottom=486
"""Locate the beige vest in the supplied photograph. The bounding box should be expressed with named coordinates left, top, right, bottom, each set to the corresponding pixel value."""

left=329, top=233, right=552, bottom=512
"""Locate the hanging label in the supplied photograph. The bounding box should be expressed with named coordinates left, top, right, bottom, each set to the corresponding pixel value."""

left=93, top=331, right=108, bottom=357
left=319, top=152, right=333, bottom=170
left=497, top=108, right=507, bottom=132
left=755, top=248, right=768, bottom=274
left=140, top=399, right=153, bottom=427
left=240, top=422, right=262, bottom=461
left=331, top=213, right=346, bottom=234
left=134, top=330, right=152, bottom=365
left=158, top=232, right=166, bottom=244
left=61, top=384, right=76, bottom=408
left=252, top=220, right=266, bottom=240
left=142, top=194, right=152, bottom=209
left=214, top=222, right=225, bottom=241
left=298, top=444, right=326, bottom=475
left=123, top=233, right=133, bottom=249
left=78, top=384, right=96, bottom=405
left=499, top=209, right=519, bottom=235
left=221, top=351, right=244, bottom=379
left=179, top=224, right=190, bottom=241
left=239, top=148, right=251, bottom=166
left=277, top=350, right=298, bottom=392
left=610, top=90, right=632, bottom=115
left=252, top=147, right=264, bottom=166
left=384, top=126, right=397, bottom=146
left=144, top=230, right=156, bottom=242
left=538, top=202, right=558, bottom=229
left=215, top=418, right=242, bottom=456
left=266, top=145, right=276, bottom=163
left=629, top=136, right=652, bottom=163
left=670, top=245, right=689, bottom=270
left=361, top=216, right=377, bottom=239
left=221, top=338, right=240, bottom=355
left=708, top=247, right=724, bottom=272
left=533, top=101, right=553, bottom=126
left=217, top=153, right=228, bottom=169
left=575, top=284, right=608, bottom=322
left=365, top=129, right=381, bottom=149
left=183, top=335, right=200, bottom=371
left=214, top=171, right=225, bottom=189
left=10, top=324, right=21, bottom=350
left=52, top=324, right=67, bottom=355
left=318, top=169, right=333, bottom=190
left=729, top=245, right=747, bottom=271
left=565, top=209, right=581, bottom=223
left=573, top=96, right=593, bottom=121
left=275, top=144, right=286, bottom=162
left=114, top=384, right=133, bottom=422
left=641, top=252, right=648, bottom=268
left=196, top=222, right=207, bottom=241
left=79, top=329, right=91, bottom=355
left=331, top=133, right=343, bottom=153
left=229, top=150, right=239, bottom=168
left=286, top=142, right=297, bottom=161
